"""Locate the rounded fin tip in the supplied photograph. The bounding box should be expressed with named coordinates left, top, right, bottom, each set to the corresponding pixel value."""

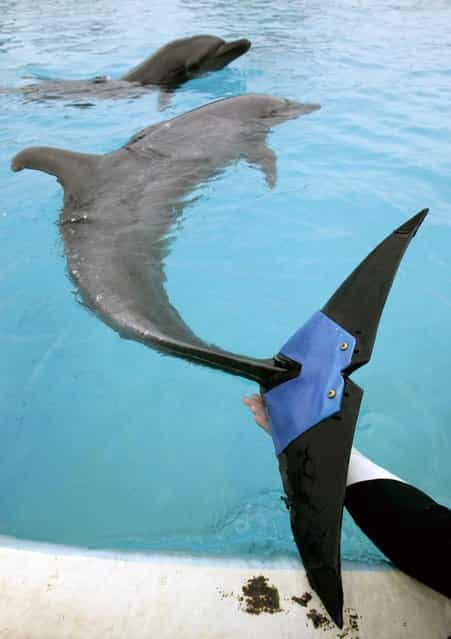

left=11, top=154, right=24, bottom=172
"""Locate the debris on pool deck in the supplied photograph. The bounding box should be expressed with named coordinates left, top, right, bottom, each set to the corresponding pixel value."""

left=0, top=543, right=450, bottom=638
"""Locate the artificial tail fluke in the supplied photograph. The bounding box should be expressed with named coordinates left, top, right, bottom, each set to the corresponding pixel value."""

left=263, top=210, right=428, bottom=627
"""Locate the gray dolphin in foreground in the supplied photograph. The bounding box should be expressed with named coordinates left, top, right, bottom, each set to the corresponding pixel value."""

left=12, top=94, right=320, bottom=382
left=1, top=35, right=251, bottom=105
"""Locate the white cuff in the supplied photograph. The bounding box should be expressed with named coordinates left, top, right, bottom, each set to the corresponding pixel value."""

left=347, top=448, right=404, bottom=487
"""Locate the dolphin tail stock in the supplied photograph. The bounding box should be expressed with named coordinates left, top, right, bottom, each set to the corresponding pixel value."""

left=11, top=146, right=101, bottom=202
left=140, top=331, right=300, bottom=387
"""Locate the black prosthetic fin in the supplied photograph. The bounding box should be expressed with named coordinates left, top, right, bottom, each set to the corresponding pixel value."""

left=322, top=209, right=428, bottom=372
left=262, top=210, right=428, bottom=626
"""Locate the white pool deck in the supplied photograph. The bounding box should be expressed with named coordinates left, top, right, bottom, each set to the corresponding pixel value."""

left=0, top=539, right=450, bottom=639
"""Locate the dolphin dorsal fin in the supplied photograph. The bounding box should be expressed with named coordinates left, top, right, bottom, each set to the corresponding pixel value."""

left=11, top=146, right=101, bottom=205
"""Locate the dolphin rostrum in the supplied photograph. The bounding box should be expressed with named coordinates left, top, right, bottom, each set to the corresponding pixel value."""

left=12, top=94, right=320, bottom=384
left=1, top=35, right=251, bottom=105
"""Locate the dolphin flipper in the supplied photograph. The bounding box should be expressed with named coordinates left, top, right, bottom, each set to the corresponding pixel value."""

left=245, top=144, right=277, bottom=188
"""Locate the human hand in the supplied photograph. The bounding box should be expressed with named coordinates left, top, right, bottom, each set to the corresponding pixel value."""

left=242, top=393, right=271, bottom=434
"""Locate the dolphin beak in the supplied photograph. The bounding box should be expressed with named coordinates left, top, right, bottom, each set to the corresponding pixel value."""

left=230, top=38, right=252, bottom=55
left=282, top=99, right=321, bottom=120
left=299, top=103, right=321, bottom=114
left=214, top=38, right=251, bottom=63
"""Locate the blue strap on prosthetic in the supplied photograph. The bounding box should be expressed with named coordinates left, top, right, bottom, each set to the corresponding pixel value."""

left=264, top=311, right=356, bottom=455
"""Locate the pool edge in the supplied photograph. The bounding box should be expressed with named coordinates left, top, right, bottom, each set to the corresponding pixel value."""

left=0, top=540, right=450, bottom=638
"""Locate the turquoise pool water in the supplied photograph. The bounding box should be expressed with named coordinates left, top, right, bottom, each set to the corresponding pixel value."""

left=1, top=0, right=450, bottom=563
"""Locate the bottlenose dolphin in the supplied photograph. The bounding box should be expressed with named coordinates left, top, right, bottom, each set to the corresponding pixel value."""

left=12, top=94, right=320, bottom=382
left=1, top=35, right=251, bottom=105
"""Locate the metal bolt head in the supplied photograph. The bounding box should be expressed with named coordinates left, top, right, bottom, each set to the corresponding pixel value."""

left=327, top=389, right=336, bottom=399
left=340, top=342, right=349, bottom=351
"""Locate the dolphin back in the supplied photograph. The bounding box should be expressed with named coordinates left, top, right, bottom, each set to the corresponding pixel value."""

left=10, top=94, right=319, bottom=387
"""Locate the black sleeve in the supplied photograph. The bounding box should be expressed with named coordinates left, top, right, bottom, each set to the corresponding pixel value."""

left=345, top=479, right=451, bottom=599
